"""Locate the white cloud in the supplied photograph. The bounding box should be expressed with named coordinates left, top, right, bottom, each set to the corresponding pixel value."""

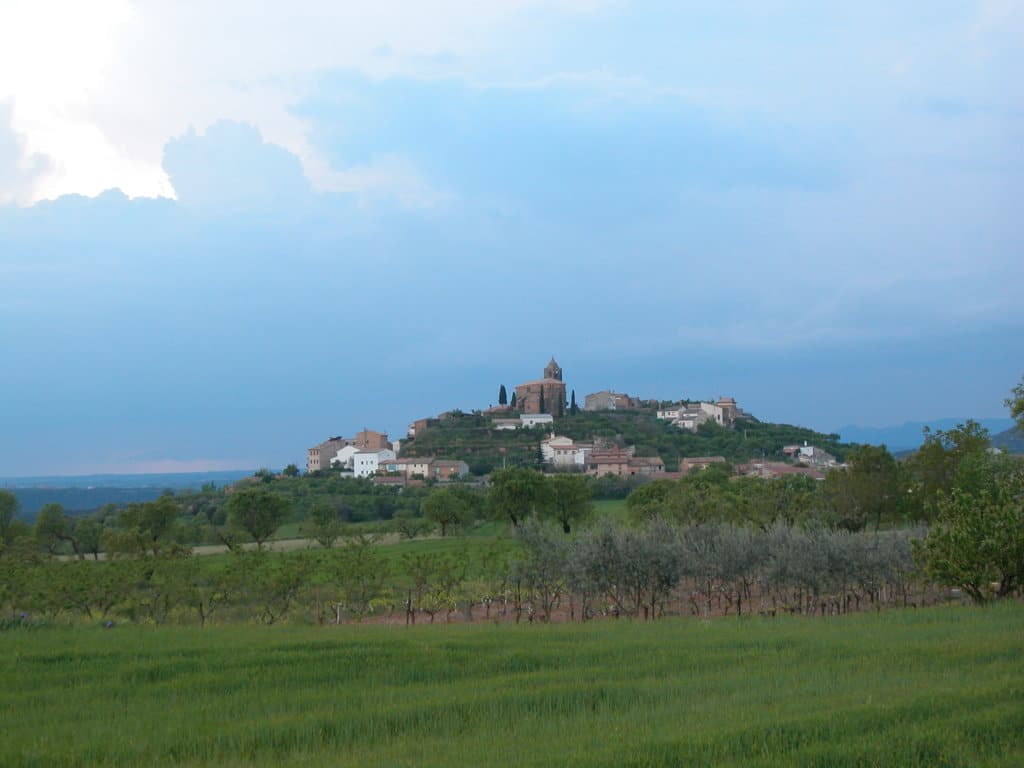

left=0, top=0, right=606, bottom=204
left=0, top=102, right=52, bottom=204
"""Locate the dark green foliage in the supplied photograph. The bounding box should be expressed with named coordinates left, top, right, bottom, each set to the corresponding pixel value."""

left=227, top=488, right=291, bottom=548
left=570, top=388, right=578, bottom=414
left=625, top=470, right=822, bottom=529
left=403, top=409, right=853, bottom=477
left=915, top=451, right=1024, bottom=603
left=402, top=411, right=544, bottom=470
left=107, top=496, right=185, bottom=557
left=498, top=384, right=507, bottom=406
left=306, top=500, right=343, bottom=548
left=823, top=444, right=901, bottom=531
left=34, top=503, right=74, bottom=555
left=547, top=473, right=593, bottom=533
left=421, top=487, right=472, bottom=537
left=1007, top=374, right=1024, bottom=431
left=282, top=464, right=300, bottom=477
left=905, top=420, right=993, bottom=518
left=488, top=467, right=549, bottom=526
left=0, top=490, right=18, bottom=545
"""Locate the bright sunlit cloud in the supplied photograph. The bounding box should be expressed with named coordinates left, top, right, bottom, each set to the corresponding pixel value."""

left=0, top=0, right=176, bottom=200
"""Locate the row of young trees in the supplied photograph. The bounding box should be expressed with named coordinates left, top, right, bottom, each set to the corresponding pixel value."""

left=0, top=519, right=926, bottom=627
left=0, top=487, right=300, bottom=560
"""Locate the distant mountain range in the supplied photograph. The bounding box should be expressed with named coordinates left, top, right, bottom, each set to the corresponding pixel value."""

left=836, top=418, right=1016, bottom=453
left=992, top=426, right=1024, bottom=454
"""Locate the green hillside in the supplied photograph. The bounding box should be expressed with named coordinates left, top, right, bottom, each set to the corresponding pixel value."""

left=401, top=408, right=852, bottom=473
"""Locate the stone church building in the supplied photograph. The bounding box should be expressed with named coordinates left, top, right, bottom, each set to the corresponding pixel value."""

left=515, top=357, right=567, bottom=417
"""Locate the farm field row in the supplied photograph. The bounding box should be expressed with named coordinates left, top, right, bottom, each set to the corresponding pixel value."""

left=2, top=603, right=1022, bottom=766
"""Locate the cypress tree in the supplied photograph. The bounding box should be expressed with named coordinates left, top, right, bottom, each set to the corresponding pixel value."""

left=539, top=387, right=546, bottom=414
left=498, top=384, right=507, bottom=406
left=570, top=389, right=578, bottom=414
left=510, top=391, right=517, bottom=408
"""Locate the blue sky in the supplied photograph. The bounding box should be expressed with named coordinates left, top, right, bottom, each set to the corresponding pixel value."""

left=1, top=1, right=1021, bottom=475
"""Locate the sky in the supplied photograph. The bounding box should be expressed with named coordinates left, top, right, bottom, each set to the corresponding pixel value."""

left=1, top=1, right=1022, bottom=476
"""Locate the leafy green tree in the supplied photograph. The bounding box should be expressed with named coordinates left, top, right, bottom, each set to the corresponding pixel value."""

left=0, top=490, right=18, bottom=545
left=175, top=557, right=231, bottom=627
left=306, top=500, right=343, bottom=548
left=498, top=384, right=508, bottom=406
left=227, top=488, right=291, bottom=549
left=393, top=509, right=430, bottom=539
left=514, top=518, right=569, bottom=620
left=906, top=420, right=991, bottom=518
left=676, top=468, right=734, bottom=524
left=328, top=536, right=391, bottom=621
left=1006, top=374, right=1024, bottom=431
left=488, top=468, right=549, bottom=527
left=227, top=550, right=309, bottom=624
left=547, top=474, right=592, bottom=533
left=110, top=496, right=183, bottom=557
left=35, top=503, right=83, bottom=557
left=626, top=479, right=680, bottom=522
left=75, top=517, right=104, bottom=560
left=915, top=454, right=1023, bottom=603
left=824, top=445, right=901, bottom=532
left=421, top=488, right=469, bottom=537
left=282, top=464, right=300, bottom=477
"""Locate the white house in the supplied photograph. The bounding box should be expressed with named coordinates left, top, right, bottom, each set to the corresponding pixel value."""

left=493, top=419, right=521, bottom=431
left=699, top=402, right=726, bottom=425
left=551, top=444, right=592, bottom=468
left=520, top=413, right=554, bottom=428
left=657, top=408, right=680, bottom=420
left=380, top=457, right=432, bottom=479
left=540, top=434, right=575, bottom=462
left=332, top=444, right=361, bottom=471
left=353, top=449, right=397, bottom=478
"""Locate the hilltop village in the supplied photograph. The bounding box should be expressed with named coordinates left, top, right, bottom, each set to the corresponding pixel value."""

left=306, top=359, right=843, bottom=486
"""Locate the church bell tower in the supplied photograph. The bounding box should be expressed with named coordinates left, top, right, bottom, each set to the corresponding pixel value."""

left=544, top=357, right=562, bottom=381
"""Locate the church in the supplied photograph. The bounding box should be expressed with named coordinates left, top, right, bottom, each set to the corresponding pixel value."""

left=514, top=358, right=567, bottom=417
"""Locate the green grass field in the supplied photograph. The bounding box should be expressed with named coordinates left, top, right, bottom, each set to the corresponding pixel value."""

left=2, top=604, right=1022, bottom=767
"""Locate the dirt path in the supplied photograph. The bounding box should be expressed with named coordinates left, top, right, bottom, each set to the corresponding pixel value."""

left=58, top=531, right=439, bottom=560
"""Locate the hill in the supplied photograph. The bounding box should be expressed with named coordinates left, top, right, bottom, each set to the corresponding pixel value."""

left=992, top=425, right=1024, bottom=454
left=402, top=408, right=852, bottom=472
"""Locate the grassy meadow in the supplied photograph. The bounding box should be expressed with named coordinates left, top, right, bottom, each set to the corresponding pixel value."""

left=3, top=604, right=1023, bottom=767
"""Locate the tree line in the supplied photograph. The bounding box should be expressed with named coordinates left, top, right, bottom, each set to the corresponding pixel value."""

left=1, top=518, right=926, bottom=627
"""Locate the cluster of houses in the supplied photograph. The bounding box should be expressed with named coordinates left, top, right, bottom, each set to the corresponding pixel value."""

left=306, top=430, right=468, bottom=485
left=656, top=397, right=754, bottom=431
left=540, top=435, right=666, bottom=477
left=306, top=358, right=841, bottom=485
